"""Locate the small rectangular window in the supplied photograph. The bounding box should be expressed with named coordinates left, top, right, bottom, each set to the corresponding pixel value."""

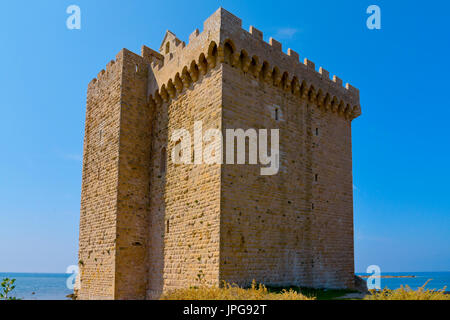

left=315, top=128, right=319, bottom=136
left=160, top=147, right=166, bottom=173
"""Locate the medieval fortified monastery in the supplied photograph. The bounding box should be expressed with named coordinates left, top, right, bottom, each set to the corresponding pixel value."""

left=76, top=8, right=362, bottom=299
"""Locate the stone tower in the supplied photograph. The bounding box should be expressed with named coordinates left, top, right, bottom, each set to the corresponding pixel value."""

left=77, top=8, right=361, bottom=300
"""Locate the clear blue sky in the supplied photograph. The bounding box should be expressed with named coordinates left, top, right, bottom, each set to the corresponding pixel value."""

left=0, top=0, right=449, bottom=273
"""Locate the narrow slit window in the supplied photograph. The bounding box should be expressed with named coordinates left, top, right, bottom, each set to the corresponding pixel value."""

left=165, top=42, right=170, bottom=54
left=160, top=147, right=166, bottom=174
left=315, top=128, right=319, bottom=136
left=315, top=174, right=318, bottom=182
left=275, top=108, right=279, bottom=121
left=166, top=220, right=170, bottom=234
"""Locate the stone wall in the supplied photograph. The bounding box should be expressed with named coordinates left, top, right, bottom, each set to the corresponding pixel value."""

left=78, top=7, right=360, bottom=299
left=220, top=62, right=354, bottom=289
left=147, top=65, right=223, bottom=298
left=114, top=49, right=153, bottom=299
left=78, top=53, right=123, bottom=300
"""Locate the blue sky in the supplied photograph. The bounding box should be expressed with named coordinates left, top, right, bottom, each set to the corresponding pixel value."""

left=0, top=0, right=449, bottom=273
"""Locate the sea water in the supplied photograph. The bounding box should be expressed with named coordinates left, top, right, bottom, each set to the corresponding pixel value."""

left=356, top=272, right=450, bottom=291
left=0, top=273, right=73, bottom=300
left=1, top=272, right=449, bottom=300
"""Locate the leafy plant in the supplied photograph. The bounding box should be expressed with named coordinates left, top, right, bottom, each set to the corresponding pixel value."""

left=0, top=278, right=19, bottom=300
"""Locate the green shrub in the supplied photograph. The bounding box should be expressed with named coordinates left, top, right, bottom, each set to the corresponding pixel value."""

left=0, top=278, right=19, bottom=300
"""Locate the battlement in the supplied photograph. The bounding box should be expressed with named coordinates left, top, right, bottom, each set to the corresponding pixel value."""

left=88, top=51, right=123, bottom=90
left=87, top=8, right=361, bottom=120
left=143, top=7, right=360, bottom=120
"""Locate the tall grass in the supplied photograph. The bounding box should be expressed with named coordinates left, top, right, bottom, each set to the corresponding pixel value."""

left=364, top=280, right=449, bottom=300
left=161, top=280, right=314, bottom=300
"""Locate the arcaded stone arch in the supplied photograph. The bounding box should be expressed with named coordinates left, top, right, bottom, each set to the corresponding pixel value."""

left=239, top=50, right=251, bottom=73
left=324, top=93, right=331, bottom=110
left=174, top=73, right=183, bottom=93
left=160, top=84, right=169, bottom=102
left=316, top=89, right=324, bottom=107
left=148, top=94, right=156, bottom=108
left=249, top=55, right=261, bottom=78
left=291, top=76, right=300, bottom=95
left=300, top=80, right=308, bottom=98
left=208, top=41, right=218, bottom=57
left=308, top=85, right=316, bottom=103
left=207, top=41, right=218, bottom=68
left=189, top=60, right=199, bottom=82
left=281, top=72, right=290, bottom=91
left=344, top=103, right=352, bottom=118
left=181, top=66, right=192, bottom=88
left=167, top=79, right=176, bottom=98
left=198, top=53, right=208, bottom=75
left=338, top=100, right=346, bottom=114
left=351, top=105, right=361, bottom=119
left=223, top=39, right=236, bottom=65
left=261, top=61, right=271, bottom=83
left=331, top=96, right=339, bottom=112
left=272, top=66, right=281, bottom=87
left=147, top=38, right=357, bottom=121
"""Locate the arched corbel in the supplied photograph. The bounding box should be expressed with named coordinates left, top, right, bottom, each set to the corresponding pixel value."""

left=181, top=67, right=192, bottom=88
left=262, top=62, right=272, bottom=84
left=291, top=77, right=300, bottom=96
left=167, top=80, right=176, bottom=99
left=207, top=42, right=218, bottom=69
left=223, top=39, right=236, bottom=65
left=189, top=61, right=199, bottom=82
left=160, top=85, right=169, bottom=102
left=240, top=50, right=251, bottom=73
left=148, top=95, right=156, bottom=109
left=337, top=100, right=346, bottom=115
left=331, top=97, right=339, bottom=112
left=198, top=53, right=208, bottom=75
left=231, top=52, right=240, bottom=68
left=324, top=94, right=331, bottom=111
left=281, top=72, right=290, bottom=92
left=316, top=89, right=325, bottom=108
left=272, top=67, right=282, bottom=87
left=174, top=73, right=183, bottom=93
left=308, top=86, right=316, bottom=103
left=216, top=45, right=225, bottom=64
left=250, top=56, right=262, bottom=78
left=154, top=90, right=162, bottom=106
left=300, top=81, right=308, bottom=100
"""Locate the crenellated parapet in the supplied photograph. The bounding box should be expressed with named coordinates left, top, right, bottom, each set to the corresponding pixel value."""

left=88, top=7, right=361, bottom=121
left=143, top=7, right=361, bottom=120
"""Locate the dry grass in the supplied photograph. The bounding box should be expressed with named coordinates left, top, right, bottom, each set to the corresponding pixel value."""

left=161, top=280, right=314, bottom=300
left=364, top=280, right=449, bottom=300
left=161, top=279, right=450, bottom=300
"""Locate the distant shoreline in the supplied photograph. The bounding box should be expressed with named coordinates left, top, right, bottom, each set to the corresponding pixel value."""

left=359, top=275, right=416, bottom=279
